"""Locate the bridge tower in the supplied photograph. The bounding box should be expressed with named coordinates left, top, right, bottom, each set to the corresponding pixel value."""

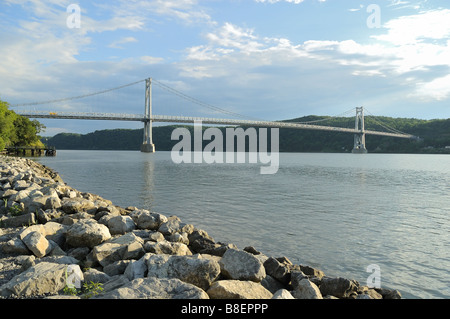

left=141, top=78, right=156, bottom=153
left=352, top=106, right=368, bottom=154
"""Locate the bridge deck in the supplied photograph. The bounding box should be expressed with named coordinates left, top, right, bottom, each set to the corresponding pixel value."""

left=16, top=111, right=415, bottom=139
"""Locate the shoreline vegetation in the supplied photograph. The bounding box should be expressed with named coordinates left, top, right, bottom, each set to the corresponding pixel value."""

left=0, top=99, right=45, bottom=152
left=0, top=155, right=403, bottom=299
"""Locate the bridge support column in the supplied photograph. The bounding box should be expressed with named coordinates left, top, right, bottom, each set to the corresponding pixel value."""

left=352, top=106, right=368, bottom=154
left=141, top=78, right=155, bottom=153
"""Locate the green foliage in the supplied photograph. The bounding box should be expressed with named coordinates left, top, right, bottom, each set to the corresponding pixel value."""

left=81, top=281, right=104, bottom=299
left=8, top=205, right=23, bottom=216
left=63, top=285, right=78, bottom=296
left=0, top=99, right=45, bottom=149
left=42, top=116, right=450, bottom=154
left=62, top=281, right=104, bottom=299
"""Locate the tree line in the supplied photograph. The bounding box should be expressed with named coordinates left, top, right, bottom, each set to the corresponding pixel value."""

left=0, top=99, right=45, bottom=150
left=41, top=115, right=450, bottom=154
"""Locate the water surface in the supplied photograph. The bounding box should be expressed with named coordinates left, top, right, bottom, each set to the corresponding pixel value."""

left=36, top=151, right=450, bottom=299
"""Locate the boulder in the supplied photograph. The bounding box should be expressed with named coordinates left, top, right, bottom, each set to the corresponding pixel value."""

left=261, top=275, right=286, bottom=294
left=146, top=254, right=221, bottom=290
left=124, top=258, right=148, bottom=281
left=376, top=288, right=402, bottom=299
left=66, top=219, right=111, bottom=248
left=0, top=262, right=81, bottom=298
left=263, top=257, right=290, bottom=285
left=300, top=265, right=325, bottom=279
left=93, top=277, right=209, bottom=299
left=219, top=249, right=266, bottom=282
left=272, top=289, right=295, bottom=299
left=158, top=216, right=194, bottom=236
left=144, top=240, right=192, bottom=256
left=21, top=231, right=52, bottom=258
left=2, top=212, right=36, bottom=228
left=61, top=198, right=97, bottom=214
left=92, top=233, right=145, bottom=267
left=107, top=215, right=135, bottom=235
left=132, top=210, right=167, bottom=230
left=207, top=280, right=272, bottom=299
left=291, top=278, right=323, bottom=299
left=319, top=277, right=358, bottom=298
left=2, top=237, right=31, bottom=255
left=83, top=268, right=111, bottom=284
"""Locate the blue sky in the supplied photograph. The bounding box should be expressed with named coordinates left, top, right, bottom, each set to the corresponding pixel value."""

left=1, top=0, right=449, bottom=136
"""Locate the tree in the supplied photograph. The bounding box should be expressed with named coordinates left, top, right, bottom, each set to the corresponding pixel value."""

left=0, top=98, right=45, bottom=149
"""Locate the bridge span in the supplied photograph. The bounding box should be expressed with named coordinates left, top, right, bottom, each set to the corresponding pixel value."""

left=15, top=78, right=417, bottom=154
left=16, top=110, right=416, bottom=140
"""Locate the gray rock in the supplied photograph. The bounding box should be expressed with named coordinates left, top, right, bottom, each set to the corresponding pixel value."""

left=319, top=277, right=358, bottom=299
left=300, top=265, right=325, bottom=279
left=261, top=275, right=286, bottom=294
left=13, top=180, right=30, bottom=191
left=219, top=248, right=266, bottom=282
left=2, top=212, right=36, bottom=228
left=146, top=254, right=221, bottom=290
left=158, top=216, right=194, bottom=236
left=107, top=215, right=136, bottom=235
left=263, top=257, right=290, bottom=285
left=272, top=289, right=295, bottom=299
left=132, top=210, right=167, bottom=230
left=83, top=268, right=111, bottom=284
left=291, top=278, right=323, bottom=299
left=144, top=240, right=192, bottom=256
left=290, top=270, right=308, bottom=288
left=124, top=258, right=147, bottom=280
left=2, top=237, right=31, bottom=255
left=103, top=260, right=132, bottom=277
left=61, top=198, right=97, bottom=214
left=168, top=232, right=189, bottom=245
left=19, top=224, right=46, bottom=239
left=207, top=280, right=272, bottom=299
left=0, top=262, right=81, bottom=298
left=22, top=231, right=52, bottom=258
left=66, top=219, right=111, bottom=248
left=92, top=233, right=145, bottom=267
left=93, top=277, right=209, bottom=299
left=376, top=288, right=402, bottom=299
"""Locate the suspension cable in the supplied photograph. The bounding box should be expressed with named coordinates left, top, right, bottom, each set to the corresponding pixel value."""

left=364, top=108, right=410, bottom=135
left=11, top=79, right=146, bottom=107
left=289, top=108, right=356, bottom=125
left=152, top=79, right=264, bottom=121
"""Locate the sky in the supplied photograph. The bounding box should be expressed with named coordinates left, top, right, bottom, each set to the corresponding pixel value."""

left=0, top=0, right=449, bottom=136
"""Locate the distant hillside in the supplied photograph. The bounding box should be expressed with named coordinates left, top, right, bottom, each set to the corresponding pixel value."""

left=41, top=116, right=450, bottom=154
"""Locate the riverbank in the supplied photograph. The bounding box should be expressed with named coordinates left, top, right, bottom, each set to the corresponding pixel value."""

left=0, top=155, right=402, bottom=299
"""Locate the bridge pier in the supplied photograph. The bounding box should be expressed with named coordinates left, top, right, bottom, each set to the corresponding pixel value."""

left=352, top=107, right=368, bottom=154
left=141, top=78, right=155, bottom=153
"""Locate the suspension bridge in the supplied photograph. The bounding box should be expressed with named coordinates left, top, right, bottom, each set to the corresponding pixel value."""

left=13, top=78, right=417, bottom=154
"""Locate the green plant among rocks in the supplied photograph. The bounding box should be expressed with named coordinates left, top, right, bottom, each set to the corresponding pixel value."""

left=81, top=281, right=104, bottom=299
left=63, top=281, right=103, bottom=298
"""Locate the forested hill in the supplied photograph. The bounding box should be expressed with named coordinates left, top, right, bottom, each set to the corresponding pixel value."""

left=41, top=116, right=450, bottom=154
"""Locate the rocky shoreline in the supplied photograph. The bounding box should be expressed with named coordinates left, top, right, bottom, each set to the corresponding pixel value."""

left=0, top=155, right=402, bottom=299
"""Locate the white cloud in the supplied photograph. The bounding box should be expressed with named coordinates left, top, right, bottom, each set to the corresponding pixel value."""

left=415, top=74, right=450, bottom=101
left=374, top=9, right=450, bottom=45
left=109, top=37, right=138, bottom=49
left=140, top=56, right=165, bottom=64
left=254, top=0, right=326, bottom=3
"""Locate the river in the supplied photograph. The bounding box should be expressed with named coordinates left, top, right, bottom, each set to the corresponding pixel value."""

left=36, top=150, right=450, bottom=299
